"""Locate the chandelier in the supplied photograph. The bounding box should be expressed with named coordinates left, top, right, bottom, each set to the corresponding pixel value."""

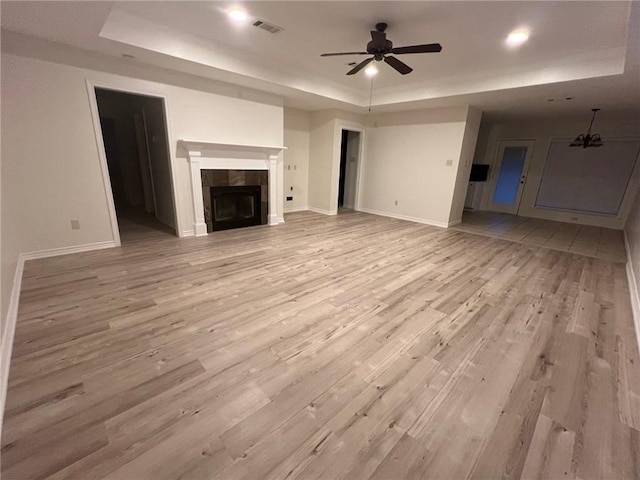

left=570, top=108, right=603, bottom=148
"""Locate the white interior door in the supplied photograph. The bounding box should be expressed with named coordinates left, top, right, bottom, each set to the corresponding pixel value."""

left=487, top=140, right=535, bottom=214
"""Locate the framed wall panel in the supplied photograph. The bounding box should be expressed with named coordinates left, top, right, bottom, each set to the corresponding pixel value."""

left=535, top=139, right=640, bottom=215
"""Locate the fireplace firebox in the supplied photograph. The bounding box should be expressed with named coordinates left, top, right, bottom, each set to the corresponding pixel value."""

left=210, top=185, right=262, bottom=231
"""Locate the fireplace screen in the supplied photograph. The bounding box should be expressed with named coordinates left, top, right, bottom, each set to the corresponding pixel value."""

left=215, top=193, right=255, bottom=221
left=210, top=185, right=262, bottom=231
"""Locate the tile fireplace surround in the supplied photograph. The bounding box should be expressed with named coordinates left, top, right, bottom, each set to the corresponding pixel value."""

left=179, top=140, right=286, bottom=236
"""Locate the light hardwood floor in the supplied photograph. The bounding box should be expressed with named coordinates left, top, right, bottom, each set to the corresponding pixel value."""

left=2, top=211, right=639, bottom=479
left=452, top=211, right=627, bottom=262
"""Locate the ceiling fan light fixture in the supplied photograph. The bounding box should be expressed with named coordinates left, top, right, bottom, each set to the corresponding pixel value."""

left=589, top=134, right=603, bottom=148
left=506, top=30, right=529, bottom=47
left=569, top=134, right=585, bottom=147
left=570, top=108, right=604, bottom=148
left=365, top=63, right=378, bottom=76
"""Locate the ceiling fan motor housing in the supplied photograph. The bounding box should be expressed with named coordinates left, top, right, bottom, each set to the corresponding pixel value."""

left=367, top=39, right=393, bottom=60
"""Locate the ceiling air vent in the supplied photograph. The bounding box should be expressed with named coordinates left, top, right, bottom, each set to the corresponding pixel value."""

left=252, top=19, right=283, bottom=34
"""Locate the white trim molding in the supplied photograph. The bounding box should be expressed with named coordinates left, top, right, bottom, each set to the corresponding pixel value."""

left=21, top=241, right=116, bottom=261
left=179, top=140, right=287, bottom=236
left=308, top=206, right=337, bottom=216
left=284, top=206, right=309, bottom=213
left=358, top=207, right=452, bottom=229
left=0, top=255, right=26, bottom=444
left=624, top=231, right=640, bottom=357
left=85, top=79, right=122, bottom=247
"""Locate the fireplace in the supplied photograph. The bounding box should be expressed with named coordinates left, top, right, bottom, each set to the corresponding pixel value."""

left=180, top=140, right=285, bottom=236
left=201, top=169, right=268, bottom=232
left=211, top=185, right=262, bottom=231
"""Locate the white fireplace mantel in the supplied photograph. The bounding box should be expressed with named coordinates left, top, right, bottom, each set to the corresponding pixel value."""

left=179, top=140, right=287, bottom=236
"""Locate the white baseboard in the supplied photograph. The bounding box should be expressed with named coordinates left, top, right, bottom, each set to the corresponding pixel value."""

left=0, top=255, right=25, bottom=444
left=448, top=219, right=462, bottom=227
left=181, top=229, right=195, bottom=237
left=358, top=207, right=451, bottom=229
left=283, top=206, right=309, bottom=213
left=307, top=206, right=337, bottom=216
left=21, top=241, right=116, bottom=260
left=624, top=231, right=640, bottom=357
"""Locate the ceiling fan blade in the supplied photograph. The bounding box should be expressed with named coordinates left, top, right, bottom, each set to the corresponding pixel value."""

left=391, top=43, right=442, bottom=54
left=347, top=57, right=374, bottom=75
left=320, top=51, right=368, bottom=57
left=384, top=56, right=413, bottom=75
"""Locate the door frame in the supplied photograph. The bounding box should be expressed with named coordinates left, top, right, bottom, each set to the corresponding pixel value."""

left=86, top=79, right=183, bottom=246
left=486, top=139, right=536, bottom=214
left=332, top=125, right=365, bottom=213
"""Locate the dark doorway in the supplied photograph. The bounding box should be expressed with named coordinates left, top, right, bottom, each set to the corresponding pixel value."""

left=337, top=129, right=361, bottom=211
left=95, top=88, right=177, bottom=242
left=338, top=130, right=348, bottom=207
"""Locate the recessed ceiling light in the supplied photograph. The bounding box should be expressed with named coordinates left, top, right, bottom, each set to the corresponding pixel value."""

left=365, top=63, right=378, bottom=76
left=122, top=54, right=135, bottom=59
left=547, top=98, right=555, bottom=102
left=565, top=97, right=574, bottom=100
left=506, top=30, right=529, bottom=47
left=228, top=8, right=249, bottom=23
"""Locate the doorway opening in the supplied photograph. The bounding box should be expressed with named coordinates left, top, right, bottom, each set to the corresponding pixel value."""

left=337, top=129, right=361, bottom=212
left=487, top=140, right=535, bottom=215
left=94, top=88, right=177, bottom=243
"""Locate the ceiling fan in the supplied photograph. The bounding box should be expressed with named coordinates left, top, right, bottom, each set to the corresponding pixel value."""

left=320, top=22, right=442, bottom=76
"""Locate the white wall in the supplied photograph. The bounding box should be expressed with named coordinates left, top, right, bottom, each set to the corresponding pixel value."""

left=359, top=106, right=475, bottom=227
left=2, top=53, right=283, bottom=248
left=476, top=113, right=640, bottom=229
left=3, top=54, right=118, bottom=252
left=307, top=110, right=366, bottom=215
left=449, top=107, right=483, bottom=224
left=0, top=114, right=9, bottom=340
left=308, top=112, right=338, bottom=214
left=283, top=108, right=310, bottom=212
left=624, top=186, right=640, bottom=352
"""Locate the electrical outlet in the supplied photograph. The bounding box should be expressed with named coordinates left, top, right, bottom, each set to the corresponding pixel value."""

left=446, top=159, right=453, bottom=166
left=286, top=196, right=293, bottom=201
left=71, top=220, right=81, bottom=230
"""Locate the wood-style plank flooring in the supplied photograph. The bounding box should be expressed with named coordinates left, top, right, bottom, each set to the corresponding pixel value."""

left=2, top=211, right=639, bottom=479
left=453, top=211, right=626, bottom=262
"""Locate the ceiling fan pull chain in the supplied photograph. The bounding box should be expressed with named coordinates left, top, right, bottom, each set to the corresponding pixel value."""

left=368, top=75, right=375, bottom=112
